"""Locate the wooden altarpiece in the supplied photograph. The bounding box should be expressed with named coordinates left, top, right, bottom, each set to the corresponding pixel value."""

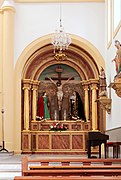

left=21, top=77, right=105, bottom=154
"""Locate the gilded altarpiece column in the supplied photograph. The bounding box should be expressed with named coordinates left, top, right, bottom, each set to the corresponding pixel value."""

left=31, top=80, right=39, bottom=121
left=22, top=79, right=32, bottom=131
left=82, top=81, right=89, bottom=122
left=90, top=80, right=99, bottom=131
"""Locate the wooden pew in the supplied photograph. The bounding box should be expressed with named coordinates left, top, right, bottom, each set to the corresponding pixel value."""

left=29, top=165, right=121, bottom=170
left=21, top=156, right=121, bottom=177
left=14, top=176, right=121, bottom=180
left=22, top=156, right=121, bottom=167
left=107, top=142, right=121, bottom=158
left=22, top=169, right=121, bottom=176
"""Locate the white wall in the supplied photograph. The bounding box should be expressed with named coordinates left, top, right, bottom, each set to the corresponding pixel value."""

left=14, top=2, right=105, bottom=64
left=14, top=2, right=121, bottom=131
left=106, top=28, right=121, bottom=130
left=104, top=0, right=121, bottom=131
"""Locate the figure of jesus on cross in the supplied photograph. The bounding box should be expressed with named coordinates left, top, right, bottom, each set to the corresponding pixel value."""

left=47, top=66, right=73, bottom=119
left=48, top=76, right=72, bottom=111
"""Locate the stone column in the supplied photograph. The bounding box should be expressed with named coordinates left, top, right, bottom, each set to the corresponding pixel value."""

left=31, top=80, right=39, bottom=121
left=90, top=79, right=99, bottom=131
left=0, top=9, right=3, bottom=140
left=23, top=79, right=31, bottom=131
left=82, top=81, right=89, bottom=121
left=1, top=1, right=15, bottom=150
left=0, top=9, right=2, bottom=95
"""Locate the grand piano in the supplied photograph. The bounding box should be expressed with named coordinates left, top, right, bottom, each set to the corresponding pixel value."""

left=87, top=131, right=109, bottom=158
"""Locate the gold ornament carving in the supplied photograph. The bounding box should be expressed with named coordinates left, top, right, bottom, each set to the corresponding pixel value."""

left=97, top=97, right=112, bottom=114
left=54, top=51, right=67, bottom=61
left=109, top=78, right=121, bottom=98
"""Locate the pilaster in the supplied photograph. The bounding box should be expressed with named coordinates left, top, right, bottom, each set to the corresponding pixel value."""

left=0, top=9, right=3, bottom=143
left=1, top=2, right=15, bottom=150
left=23, top=79, right=32, bottom=131
left=81, top=80, right=89, bottom=122
left=90, top=79, right=99, bottom=131
left=31, top=80, right=40, bottom=121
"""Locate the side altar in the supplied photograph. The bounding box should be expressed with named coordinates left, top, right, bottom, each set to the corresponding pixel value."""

left=21, top=78, right=103, bottom=154
left=22, top=120, right=90, bottom=154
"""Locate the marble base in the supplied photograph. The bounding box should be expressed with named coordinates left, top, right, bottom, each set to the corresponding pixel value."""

left=22, top=131, right=88, bottom=154
left=22, top=120, right=90, bottom=154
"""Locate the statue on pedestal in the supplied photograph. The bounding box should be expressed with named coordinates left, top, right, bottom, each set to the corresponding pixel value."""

left=99, top=67, right=107, bottom=97
left=112, top=40, right=121, bottom=78
left=37, top=91, right=50, bottom=120
left=70, top=91, right=79, bottom=120
left=69, top=91, right=86, bottom=121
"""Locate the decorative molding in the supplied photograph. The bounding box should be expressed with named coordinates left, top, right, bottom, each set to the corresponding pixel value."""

left=97, top=97, right=112, bottom=114
left=113, top=20, right=121, bottom=39
left=54, top=51, right=67, bottom=61
left=89, top=79, right=99, bottom=88
left=22, top=79, right=32, bottom=89
left=109, top=78, right=121, bottom=98
left=107, top=0, right=113, bottom=49
left=112, top=0, right=121, bottom=39
left=14, top=0, right=105, bottom=3
left=107, top=39, right=112, bottom=49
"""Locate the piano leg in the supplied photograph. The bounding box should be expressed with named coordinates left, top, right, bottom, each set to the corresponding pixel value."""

left=87, top=141, right=91, bottom=158
left=104, top=141, right=107, bottom=158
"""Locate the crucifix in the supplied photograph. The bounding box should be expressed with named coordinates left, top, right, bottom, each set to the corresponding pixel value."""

left=45, top=66, right=73, bottom=84
left=45, top=66, right=74, bottom=120
left=55, top=66, right=64, bottom=85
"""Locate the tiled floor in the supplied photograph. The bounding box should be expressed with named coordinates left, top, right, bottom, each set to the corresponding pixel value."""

left=0, top=153, right=22, bottom=180
left=0, top=153, right=87, bottom=180
left=0, top=150, right=115, bottom=180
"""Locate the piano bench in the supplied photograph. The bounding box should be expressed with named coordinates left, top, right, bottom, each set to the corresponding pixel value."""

left=106, top=142, right=121, bottom=158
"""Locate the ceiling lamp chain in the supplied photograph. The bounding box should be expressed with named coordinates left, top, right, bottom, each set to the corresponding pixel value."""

left=52, top=4, right=71, bottom=53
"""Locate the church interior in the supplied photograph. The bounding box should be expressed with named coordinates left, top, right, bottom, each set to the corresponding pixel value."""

left=0, top=0, right=121, bottom=179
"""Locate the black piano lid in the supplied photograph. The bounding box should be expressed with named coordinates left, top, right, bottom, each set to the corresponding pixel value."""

left=88, top=131, right=109, bottom=140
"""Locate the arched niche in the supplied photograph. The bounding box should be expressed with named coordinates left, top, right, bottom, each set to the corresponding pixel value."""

left=22, top=37, right=102, bottom=80
left=14, top=33, right=105, bottom=153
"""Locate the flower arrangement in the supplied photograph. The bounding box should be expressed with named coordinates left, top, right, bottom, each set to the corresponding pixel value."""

left=50, top=122, right=67, bottom=131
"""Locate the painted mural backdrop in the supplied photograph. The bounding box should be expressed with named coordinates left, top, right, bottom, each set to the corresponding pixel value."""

left=39, top=64, right=81, bottom=81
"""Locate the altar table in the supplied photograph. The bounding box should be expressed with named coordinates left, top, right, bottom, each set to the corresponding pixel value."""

left=22, top=120, right=90, bottom=154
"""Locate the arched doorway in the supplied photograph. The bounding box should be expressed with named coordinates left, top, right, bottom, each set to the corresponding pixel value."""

left=14, top=34, right=105, bottom=153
